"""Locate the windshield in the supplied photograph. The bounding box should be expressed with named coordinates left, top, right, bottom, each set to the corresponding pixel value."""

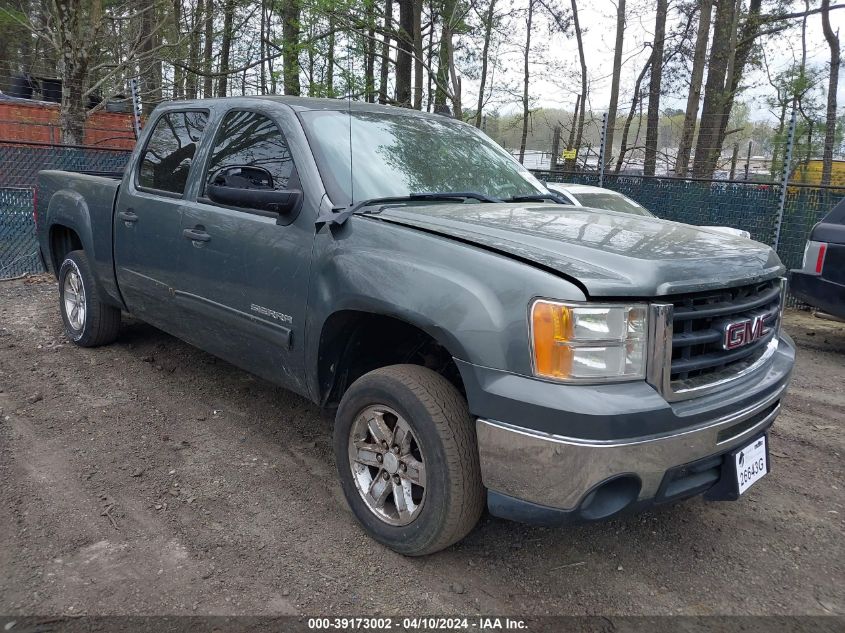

left=574, top=192, right=653, bottom=217
left=299, top=109, right=547, bottom=205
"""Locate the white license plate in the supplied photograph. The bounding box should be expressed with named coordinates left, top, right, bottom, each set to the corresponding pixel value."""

left=735, top=435, right=768, bottom=494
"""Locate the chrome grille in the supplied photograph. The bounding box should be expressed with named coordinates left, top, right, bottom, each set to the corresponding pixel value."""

left=670, top=279, right=782, bottom=382
left=648, top=278, right=784, bottom=401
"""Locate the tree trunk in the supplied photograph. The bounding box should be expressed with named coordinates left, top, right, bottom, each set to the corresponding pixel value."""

left=55, top=0, right=102, bottom=145
left=260, top=0, right=267, bottom=94
left=474, top=0, right=497, bottom=128
left=365, top=0, right=377, bottom=102
left=378, top=0, right=393, bottom=104
left=413, top=0, right=423, bottom=109
left=691, top=0, right=735, bottom=176
left=282, top=0, right=301, bottom=96
left=202, top=0, right=214, bottom=98
left=186, top=0, right=204, bottom=99
left=139, top=0, right=161, bottom=115
left=614, top=58, right=651, bottom=173
left=604, top=0, right=625, bottom=168
left=434, top=0, right=456, bottom=110
left=217, top=0, right=235, bottom=97
left=821, top=0, right=840, bottom=186
left=643, top=0, right=667, bottom=176
left=447, top=36, right=462, bottom=118
left=675, top=0, right=712, bottom=176
left=570, top=0, right=587, bottom=161
left=60, top=59, right=87, bottom=145
left=693, top=0, right=763, bottom=177
left=714, top=0, right=762, bottom=156
left=172, top=0, right=183, bottom=98
left=395, top=0, right=414, bottom=106
left=327, top=16, right=335, bottom=96
left=518, top=0, right=534, bottom=164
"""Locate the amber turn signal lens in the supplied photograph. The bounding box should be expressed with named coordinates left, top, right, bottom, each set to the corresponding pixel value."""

left=532, top=302, right=573, bottom=379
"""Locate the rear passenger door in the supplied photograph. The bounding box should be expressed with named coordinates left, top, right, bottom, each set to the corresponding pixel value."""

left=114, top=109, right=208, bottom=332
left=174, top=108, right=314, bottom=395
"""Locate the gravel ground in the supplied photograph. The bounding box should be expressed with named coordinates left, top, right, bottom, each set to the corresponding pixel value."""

left=0, top=276, right=843, bottom=616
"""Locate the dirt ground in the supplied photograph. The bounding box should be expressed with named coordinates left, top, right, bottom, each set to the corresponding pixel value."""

left=0, top=276, right=843, bottom=617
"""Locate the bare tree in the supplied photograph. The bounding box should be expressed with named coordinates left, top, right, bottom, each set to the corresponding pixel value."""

left=202, top=0, right=214, bottom=97
left=186, top=0, right=204, bottom=98
left=282, top=0, right=301, bottom=95
left=434, top=0, right=458, bottom=113
left=413, top=0, right=423, bottom=109
left=378, top=0, right=394, bottom=104
left=615, top=55, right=651, bottom=173
left=604, top=0, right=625, bottom=169
left=474, top=0, right=497, bottom=128
left=395, top=0, right=414, bottom=106
left=217, top=0, right=236, bottom=97
left=675, top=0, right=712, bottom=176
left=139, top=0, right=162, bottom=114
left=643, top=0, right=667, bottom=176
left=821, top=0, right=840, bottom=186
left=518, top=0, right=535, bottom=164
left=570, top=0, right=587, bottom=158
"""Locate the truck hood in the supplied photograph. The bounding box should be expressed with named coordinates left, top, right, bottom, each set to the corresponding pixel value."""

left=374, top=203, right=784, bottom=297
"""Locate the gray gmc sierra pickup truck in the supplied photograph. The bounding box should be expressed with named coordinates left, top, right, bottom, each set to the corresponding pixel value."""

left=37, top=97, right=795, bottom=555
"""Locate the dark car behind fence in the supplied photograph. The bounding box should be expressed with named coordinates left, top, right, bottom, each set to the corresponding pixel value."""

left=1, top=140, right=843, bottom=304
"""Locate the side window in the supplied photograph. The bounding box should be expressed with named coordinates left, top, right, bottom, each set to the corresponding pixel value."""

left=204, top=111, right=294, bottom=195
left=138, top=111, right=208, bottom=195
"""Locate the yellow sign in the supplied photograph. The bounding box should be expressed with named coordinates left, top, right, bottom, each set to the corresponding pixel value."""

left=561, top=149, right=577, bottom=160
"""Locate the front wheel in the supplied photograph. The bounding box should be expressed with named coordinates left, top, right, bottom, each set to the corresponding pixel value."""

left=333, top=364, right=485, bottom=556
left=58, top=250, right=121, bottom=347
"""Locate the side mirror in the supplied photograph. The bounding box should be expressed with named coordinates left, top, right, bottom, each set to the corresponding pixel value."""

left=207, top=165, right=301, bottom=216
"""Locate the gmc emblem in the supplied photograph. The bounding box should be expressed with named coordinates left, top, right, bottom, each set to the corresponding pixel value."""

left=722, top=315, right=767, bottom=350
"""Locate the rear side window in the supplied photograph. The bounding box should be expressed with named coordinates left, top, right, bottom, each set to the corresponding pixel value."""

left=204, top=110, right=294, bottom=193
left=138, top=111, right=208, bottom=195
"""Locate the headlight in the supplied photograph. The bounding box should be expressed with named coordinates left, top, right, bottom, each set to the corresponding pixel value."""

left=530, top=300, right=648, bottom=382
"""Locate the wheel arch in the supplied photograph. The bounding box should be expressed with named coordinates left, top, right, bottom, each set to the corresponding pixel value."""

left=314, top=309, right=468, bottom=409
left=48, top=224, right=85, bottom=275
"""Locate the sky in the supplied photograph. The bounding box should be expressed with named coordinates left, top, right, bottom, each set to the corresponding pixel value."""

left=471, top=0, right=844, bottom=123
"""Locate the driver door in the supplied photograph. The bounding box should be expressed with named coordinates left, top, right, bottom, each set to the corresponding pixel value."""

left=174, top=108, right=313, bottom=395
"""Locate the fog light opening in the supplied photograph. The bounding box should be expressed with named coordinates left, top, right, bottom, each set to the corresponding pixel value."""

left=578, top=475, right=641, bottom=521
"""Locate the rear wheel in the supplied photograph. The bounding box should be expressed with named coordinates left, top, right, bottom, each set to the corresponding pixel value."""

left=58, top=250, right=121, bottom=347
left=333, top=364, right=484, bottom=556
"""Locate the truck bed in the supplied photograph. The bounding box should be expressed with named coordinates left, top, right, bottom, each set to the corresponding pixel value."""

left=36, top=169, right=122, bottom=304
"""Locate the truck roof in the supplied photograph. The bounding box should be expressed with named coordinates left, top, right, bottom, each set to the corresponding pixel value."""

left=155, top=95, right=441, bottom=119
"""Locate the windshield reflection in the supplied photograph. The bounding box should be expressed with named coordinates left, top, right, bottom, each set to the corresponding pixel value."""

left=300, top=110, right=546, bottom=205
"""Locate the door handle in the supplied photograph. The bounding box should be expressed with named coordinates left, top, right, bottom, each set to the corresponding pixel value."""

left=182, top=228, right=211, bottom=242
left=118, top=209, right=138, bottom=223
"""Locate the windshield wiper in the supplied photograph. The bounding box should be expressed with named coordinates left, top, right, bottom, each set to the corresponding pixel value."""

left=315, top=191, right=501, bottom=228
left=506, top=192, right=571, bottom=204
left=356, top=191, right=503, bottom=211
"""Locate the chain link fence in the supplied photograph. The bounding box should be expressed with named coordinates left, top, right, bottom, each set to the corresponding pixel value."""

left=0, top=141, right=131, bottom=278
left=1, top=140, right=843, bottom=306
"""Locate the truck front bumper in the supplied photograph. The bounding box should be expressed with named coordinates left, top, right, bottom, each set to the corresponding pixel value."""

left=457, top=333, right=795, bottom=525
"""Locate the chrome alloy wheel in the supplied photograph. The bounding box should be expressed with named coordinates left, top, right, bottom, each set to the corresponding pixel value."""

left=63, top=264, right=86, bottom=331
left=348, top=405, right=427, bottom=526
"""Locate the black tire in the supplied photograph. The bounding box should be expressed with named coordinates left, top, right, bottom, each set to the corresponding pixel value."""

left=58, top=250, right=121, bottom=347
left=334, top=364, right=485, bottom=556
